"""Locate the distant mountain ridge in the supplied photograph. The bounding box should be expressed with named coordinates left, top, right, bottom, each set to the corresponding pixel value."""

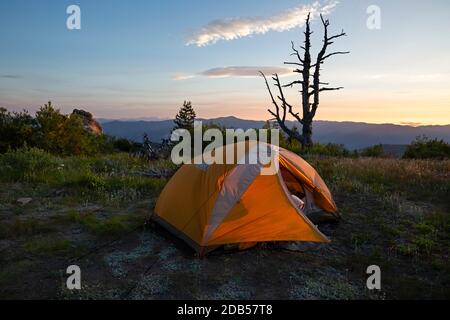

left=101, top=116, right=450, bottom=149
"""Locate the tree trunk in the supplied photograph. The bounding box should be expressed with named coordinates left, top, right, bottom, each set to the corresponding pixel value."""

left=302, top=120, right=313, bottom=148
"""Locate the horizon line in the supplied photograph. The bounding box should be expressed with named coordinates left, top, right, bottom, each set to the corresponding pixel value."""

left=98, top=116, right=449, bottom=127
left=2, top=106, right=448, bottom=127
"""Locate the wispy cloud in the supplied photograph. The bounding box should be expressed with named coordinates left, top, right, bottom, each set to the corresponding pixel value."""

left=186, top=1, right=339, bottom=47
left=171, top=73, right=196, bottom=81
left=172, top=66, right=292, bottom=81
left=0, top=74, right=21, bottom=79
left=201, top=66, right=291, bottom=78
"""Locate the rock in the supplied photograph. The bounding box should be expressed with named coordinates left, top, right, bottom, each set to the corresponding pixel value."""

left=306, top=210, right=340, bottom=224
left=72, top=228, right=84, bottom=235
left=53, top=189, right=66, bottom=196
left=72, top=109, right=103, bottom=135
left=17, top=197, right=32, bottom=205
left=278, top=241, right=323, bottom=252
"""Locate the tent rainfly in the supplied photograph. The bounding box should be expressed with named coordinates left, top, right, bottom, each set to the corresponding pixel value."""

left=153, top=141, right=339, bottom=256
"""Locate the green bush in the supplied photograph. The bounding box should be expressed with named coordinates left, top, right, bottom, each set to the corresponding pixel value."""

left=360, top=144, right=384, bottom=157
left=35, top=102, right=105, bottom=156
left=112, top=137, right=136, bottom=152
left=0, top=107, right=38, bottom=153
left=0, top=103, right=115, bottom=156
left=0, top=147, right=62, bottom=182
left=301, top=142, right=354, bottom=157
left=403, top=136, right=450, bottom=159
left=280, top=137, right=302, bottom=154
left=0, top=148, right=168, bottom=205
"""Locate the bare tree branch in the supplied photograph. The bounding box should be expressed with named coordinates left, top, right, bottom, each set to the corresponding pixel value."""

left=290, top=41, right=304, bottom=64
left=261, top=12, right=348, bottom=147
left=273, top=74, right=304, bottom=125
left=260, top=72, right=304, bottom=130
left=308, top=14, right=349, bottom=122
left=260, top=71, right=282, bottom=121
left=320, top=51, right=350, bottom=62
left=260, top=72, right=304, bottom=143
left=283, top=80, right=303, bottom=88
left=319, top=86, right=344, bottom=92
left=327, top=29, right=346, bottom=42
left=284, top=61, right=303, bottom=67
left=300, top=12, right=312, bottom=121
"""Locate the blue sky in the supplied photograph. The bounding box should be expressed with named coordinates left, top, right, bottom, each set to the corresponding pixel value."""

left=0, top=0, right=449, bottom=124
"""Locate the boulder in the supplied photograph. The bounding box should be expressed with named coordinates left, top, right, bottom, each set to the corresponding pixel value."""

left=17, top=197, right=33, bottom=205
left=72, top=109, right=103, bottom=135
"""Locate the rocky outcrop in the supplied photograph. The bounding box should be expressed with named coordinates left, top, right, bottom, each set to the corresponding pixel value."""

left=72, top=109, right=103, bottom=135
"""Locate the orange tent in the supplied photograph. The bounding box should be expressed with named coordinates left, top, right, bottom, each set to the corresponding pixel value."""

left=154, top=141, right=338, bottom=255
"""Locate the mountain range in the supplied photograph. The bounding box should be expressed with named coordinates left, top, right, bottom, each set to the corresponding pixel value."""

left=101, top=116, right=450, bottom=150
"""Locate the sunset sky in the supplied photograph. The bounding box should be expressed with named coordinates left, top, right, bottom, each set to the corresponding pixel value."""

left=1, top=0, right=449, bottom=125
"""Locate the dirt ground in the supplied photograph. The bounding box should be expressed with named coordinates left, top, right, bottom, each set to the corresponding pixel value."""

left=0, top=195, right=430, bottom=300
left=1, top=223, right=370, bottom=299
left=1, top=157, right=449, bottom=300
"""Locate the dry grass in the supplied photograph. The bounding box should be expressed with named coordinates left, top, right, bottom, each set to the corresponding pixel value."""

left=0, top=151, right=449, bottom=299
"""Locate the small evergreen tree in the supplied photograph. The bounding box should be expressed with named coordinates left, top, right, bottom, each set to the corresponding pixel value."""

left=174, top=101, right=196, bottom=131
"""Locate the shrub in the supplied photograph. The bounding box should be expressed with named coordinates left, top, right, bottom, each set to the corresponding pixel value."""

left=112, top=137, right=136, bottom=152
left=0, top=107, right=38, bottom=153
left=0, top=147, right=61, bottom=182
left=360, top=144, right=384, bottom=157
left=280, top=137, right=302, bottom=154
left=403, top=136, right=450, bottom=159
left=301, top=142, right=354, bottom=157
left=0, top=103, right=115, bottom=156
left=35, top=102, right=103, bottom=156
